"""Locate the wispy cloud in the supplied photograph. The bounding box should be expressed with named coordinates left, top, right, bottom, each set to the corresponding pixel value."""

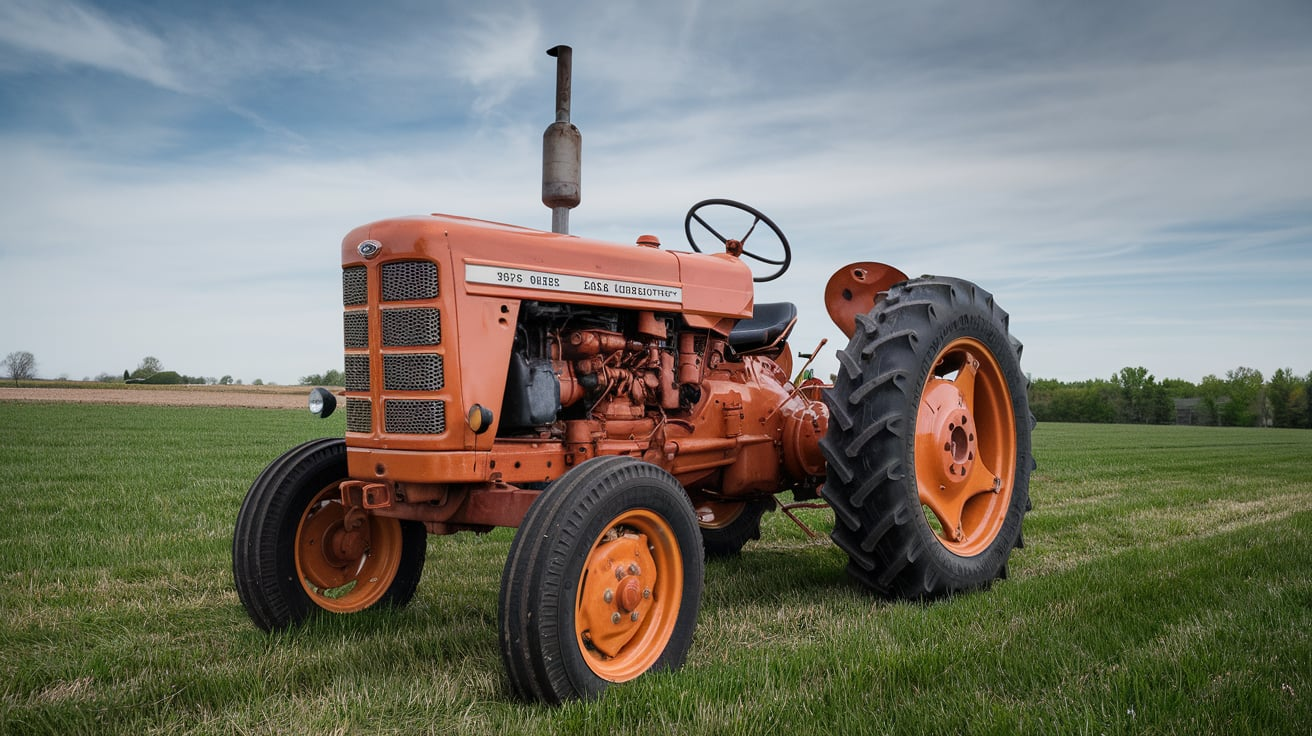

left=0, top=0, right=182, bottom=90
left=449, top=8, right=543, bottom=115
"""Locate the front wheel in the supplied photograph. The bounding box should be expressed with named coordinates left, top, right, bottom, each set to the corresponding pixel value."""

left=820, top=276, right=1034, bottom=599
left=232, top=438, right=427, bottom=630
left=498, top=456, right=704, bottom=703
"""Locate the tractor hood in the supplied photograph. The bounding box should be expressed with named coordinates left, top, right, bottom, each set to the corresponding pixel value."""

left=342, top=213, right=755, bottom=322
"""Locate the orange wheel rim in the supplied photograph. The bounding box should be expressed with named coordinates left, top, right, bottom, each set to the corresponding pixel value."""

left=574, top=508, right=683, bottom=682
left=914, top=337, right=1017, bottom=556
left=294, top=483, right=405, bottom=613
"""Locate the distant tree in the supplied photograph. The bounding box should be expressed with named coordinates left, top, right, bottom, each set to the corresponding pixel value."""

left=299, top=368, right=344, bottom=386
left=252, top=378, right=264, bottom=386
left=1198, top=375, right=1225, bottom=426
left=219, top=375, right=234, bottom=385
left=1029, top=378, right=1116, bottom=423
left=142, top=371, right=185, bottom=385
left=93, top=372, right=122, bottom=383
left=132, top=356, right=164, bottom=379
left=1267, top=368, right=1300, bottom=428
left=1221, top=367, right=1264, bottom=427
left=1109, top=366, right=1171, bottom=423
left=3, top=351, right=37, bottom=383
left=123, top=369, right=130, bottom=381
left=1305, top=371, right=1312, bottom=429
left=1160, top=378, right=1198, bottom=400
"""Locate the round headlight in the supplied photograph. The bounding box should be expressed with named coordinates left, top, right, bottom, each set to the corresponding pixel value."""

left=308, top=387, right=337, bottom=418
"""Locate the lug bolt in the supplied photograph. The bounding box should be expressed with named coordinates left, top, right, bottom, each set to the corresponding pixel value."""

left=614, top=567, right=624, bottom=580
left=628, top=563, right=639, bottom=576
left=630, top=611, right=639, bottom=622
left=643, top=589, right=651, bottom=599
left=603, top=589, right=613, bottom=603
left=611, top=612, right=621, bottom=625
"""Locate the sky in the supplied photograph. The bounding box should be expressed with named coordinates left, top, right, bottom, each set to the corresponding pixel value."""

left=1, top=0, right=1310, bottom=386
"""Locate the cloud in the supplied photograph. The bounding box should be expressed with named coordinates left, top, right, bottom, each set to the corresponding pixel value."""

left=448, top=8, right=544, bottom=115
left=0, top=0, right=182, bottom=91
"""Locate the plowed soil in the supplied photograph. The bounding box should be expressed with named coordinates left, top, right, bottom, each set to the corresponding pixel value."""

left=0, top=385, right=310, bottom=409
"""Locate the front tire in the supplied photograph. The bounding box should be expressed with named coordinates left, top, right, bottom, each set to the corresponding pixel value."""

left=232, top=438, right=427, bottom=630
left=820, top=276, right=1033, bottom=599
left=498, top=456, right=704, bottom=703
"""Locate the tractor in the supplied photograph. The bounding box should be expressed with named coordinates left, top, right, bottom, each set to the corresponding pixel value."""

left=232, top=46, right=1034, bottom=703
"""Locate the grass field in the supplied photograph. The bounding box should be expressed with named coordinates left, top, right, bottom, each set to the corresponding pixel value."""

left=1, top=401, right=1309, bottom=734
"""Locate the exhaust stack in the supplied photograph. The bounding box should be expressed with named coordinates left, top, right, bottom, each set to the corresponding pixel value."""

left=542, top=45, right=581, bottom=234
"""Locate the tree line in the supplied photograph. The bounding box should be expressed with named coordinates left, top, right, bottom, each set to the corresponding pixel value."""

left=1029, top=366, right=1312, bottom=428
left=3, top=352, right=267, bottom=387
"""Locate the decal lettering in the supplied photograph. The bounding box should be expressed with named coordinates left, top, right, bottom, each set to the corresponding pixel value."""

left=465, top=264, right=682, bottom=303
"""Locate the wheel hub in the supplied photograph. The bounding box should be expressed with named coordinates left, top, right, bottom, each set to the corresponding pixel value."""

left=578, top=533, right=657, bottom=659
left=924, top=380, right=978, bottom=487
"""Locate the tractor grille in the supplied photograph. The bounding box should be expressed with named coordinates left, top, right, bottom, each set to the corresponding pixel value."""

left=344, top=311, right=369, bottom=349
left=342, top=257, right=448, bottom=437
left=343, top=266, right=367, bottom=306
left=344, top=355, right=370, bottom=391
left=381, top=261, right=438, bottom=302
left=383, top=354, right=444, bottom=391
left=382, top=308, right=441, bottom=347
left=384, top=399, right=446, bottom=434
left=346, top=398, right=372, bottom=433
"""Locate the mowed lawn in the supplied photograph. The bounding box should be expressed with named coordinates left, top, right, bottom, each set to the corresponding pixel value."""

left=1, top=401, right=1308, bottom=735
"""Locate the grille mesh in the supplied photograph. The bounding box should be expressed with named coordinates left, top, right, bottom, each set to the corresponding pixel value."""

left=381, top=261, right=438, bottom=302
left=385, top=399, right=446, bottom=434
left=382, top=308, right=440, bottom=347
left=384, top=353, right=444, bottom=391
left=346, top=398, right=372, bottom=433
left=344, top=311, right=369, bottom=349
left=344, top=355, right=370, bottom=391
left=342, top=266, right=367, bottom=306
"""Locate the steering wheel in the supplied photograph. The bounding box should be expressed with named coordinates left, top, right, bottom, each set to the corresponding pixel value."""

left=684, top=198, right=792, bottom=282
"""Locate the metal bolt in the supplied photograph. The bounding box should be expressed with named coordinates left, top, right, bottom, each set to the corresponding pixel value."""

left=603, top=589, right=613, bottom=603
left=611, top=612, right=621, bottom=624
left=628, top=563, right=639, bottom=575
left=643, top=589, right=651, bottom=600
left=630, top=611, right=639, bottom=622
left=614, top=567, right=624, bottom=580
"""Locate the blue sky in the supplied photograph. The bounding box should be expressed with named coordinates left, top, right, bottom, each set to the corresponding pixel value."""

left=2, top=0, right=1310, bottom=385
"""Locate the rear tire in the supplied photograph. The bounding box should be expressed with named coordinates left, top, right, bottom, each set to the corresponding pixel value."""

left=498, top=456, right=704, bottom=703
left=233, top=438, right=427, bottom=630
left=820, top=276, right=1033, bottom=599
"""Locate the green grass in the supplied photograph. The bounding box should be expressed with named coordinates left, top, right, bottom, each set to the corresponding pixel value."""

left=1, top=404, right=1309, bottom=734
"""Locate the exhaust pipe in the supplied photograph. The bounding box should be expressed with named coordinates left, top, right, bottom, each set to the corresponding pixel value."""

left=542, top=45, right=581, bottom=234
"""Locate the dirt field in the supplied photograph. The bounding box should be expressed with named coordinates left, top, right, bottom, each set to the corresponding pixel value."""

left=0, top=384, right=312, bottom=409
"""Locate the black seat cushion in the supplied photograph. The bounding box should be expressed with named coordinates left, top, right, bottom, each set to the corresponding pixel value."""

left=727, top=301, right=797, bottom=354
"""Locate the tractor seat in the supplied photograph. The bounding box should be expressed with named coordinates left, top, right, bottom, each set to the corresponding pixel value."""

left=727, top=301, right=798, bottom=355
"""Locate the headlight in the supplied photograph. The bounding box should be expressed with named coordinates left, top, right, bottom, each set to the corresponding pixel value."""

left=308, top=387, right=337, bottom=418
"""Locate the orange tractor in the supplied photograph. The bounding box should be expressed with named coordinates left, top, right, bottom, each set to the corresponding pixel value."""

left=233, top=47, right=1034, bottom=703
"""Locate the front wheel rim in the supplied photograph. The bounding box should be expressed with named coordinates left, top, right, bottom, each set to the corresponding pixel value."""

left=574, top=508, right=684, bottom=682
left=914, top=337, right=1017, bottom=556
left=294, top=483, right=405, bottom=613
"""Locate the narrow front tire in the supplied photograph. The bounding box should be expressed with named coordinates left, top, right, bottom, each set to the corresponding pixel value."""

left=498, top=456, right=704, bottom=703
left=232, top=438, right=427, bottom=630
